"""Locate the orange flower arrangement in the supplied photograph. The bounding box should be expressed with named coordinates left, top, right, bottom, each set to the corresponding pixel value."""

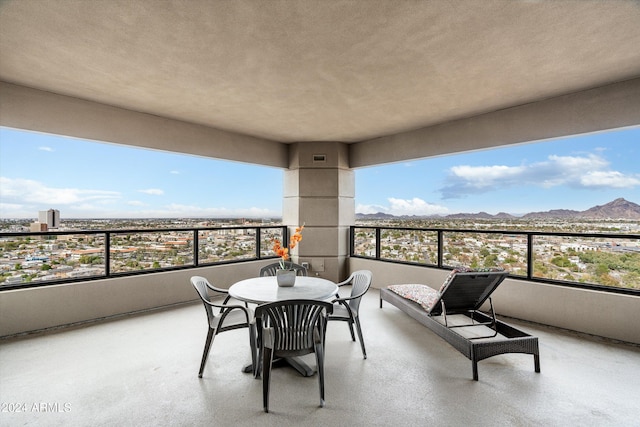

left=272, top=224, right=304, bottom=269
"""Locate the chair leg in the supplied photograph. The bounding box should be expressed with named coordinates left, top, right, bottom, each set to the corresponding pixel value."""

left=249, top=324, right=257, bottom=377
left=262, top=347, right=273, bottom=413
left=354, top=317, right=367, bottom=359
left=347, top=318, right=356, bottom=341
left=315, top=343, right=326, bottom=408
left=255, top=332, right=263, bottom=379
left=198, top=328, right=215, bottom=378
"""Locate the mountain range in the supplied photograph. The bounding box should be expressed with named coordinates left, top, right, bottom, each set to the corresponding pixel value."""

left=356, top=198, right=640, bottom=220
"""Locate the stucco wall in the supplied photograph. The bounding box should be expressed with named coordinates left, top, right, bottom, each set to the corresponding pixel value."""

left=350, top=78, right=640, bottom=168
left=0, top=82, right=288, bottom=168
left=349, top=258, right=640, bottom=345
left=0, top=261, right=274, bottom=337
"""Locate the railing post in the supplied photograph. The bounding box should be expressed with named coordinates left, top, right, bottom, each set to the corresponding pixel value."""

left=349, top=226, right=355, bottom=256
left=375, top=227, right=381, bottom=260
left=527, top=233, right=534, bottom=279
left=193, top=229, right=199, bottom=267
left=256, top=227, right=262, bottom=259
left=437, top=230, right=443, bottom=268
left=105, top=231, right=111, bottom=277
left=283, top=225, right=289, bottom=248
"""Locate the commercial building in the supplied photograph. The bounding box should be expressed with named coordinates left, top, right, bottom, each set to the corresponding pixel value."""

left=38, top=209, right=60, bottom=229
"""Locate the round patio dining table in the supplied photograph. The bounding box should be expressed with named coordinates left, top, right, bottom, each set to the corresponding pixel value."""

left=229, top=276, right=338, bottom=305
left=229, top=275, right=338, bottom=377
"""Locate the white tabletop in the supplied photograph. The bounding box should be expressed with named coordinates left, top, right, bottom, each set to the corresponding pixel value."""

left=229, top=276, right=338, bottom=304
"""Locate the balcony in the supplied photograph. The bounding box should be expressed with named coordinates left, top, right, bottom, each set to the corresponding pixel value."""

left=1, top=291, right=638, bottom=425
left=1, top=2, right=640, bottom=423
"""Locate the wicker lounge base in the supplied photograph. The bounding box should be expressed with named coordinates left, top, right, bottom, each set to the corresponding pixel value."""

left=380, top=288, right=541, bottom=380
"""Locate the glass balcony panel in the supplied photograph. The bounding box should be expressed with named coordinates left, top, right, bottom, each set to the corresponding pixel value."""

left=532, top=235, right=640, bottom=290
left=0, top=234, right=106, bottom=285
left=352, top=228, right=377, bottom=258
left=258, top=227, right=285, bottom=259
left=442, top=231, right=528, bottom=277
left=379, top=229, right=438, bottom=265
left=198, top=228, right=258, bottom=264
left=111, top=231, right=194, bottom=273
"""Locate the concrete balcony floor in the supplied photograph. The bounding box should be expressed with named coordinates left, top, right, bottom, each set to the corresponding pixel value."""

left=1, top=292, right=638, bottom=426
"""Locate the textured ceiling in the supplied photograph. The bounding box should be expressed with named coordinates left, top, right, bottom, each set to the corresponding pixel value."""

left=1, top=0, right=640, bottom=143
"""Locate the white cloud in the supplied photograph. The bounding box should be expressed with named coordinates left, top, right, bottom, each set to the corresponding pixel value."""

left=0, top=202, right=32, bottom=218
left=0, top=177, right=120, bottom=205
left=580, top=171, right=640, bottom=188
left=0, top=202, right=23, bottom=210
left=548, top=154, right=608, bottom=169
left=90, top=204, right=278, bottom=218
left=356, top=203, right=388, bottom=215
left=138, top=188, right=164, bottom=196
left=38, top=146, right=54, bottom=152
left=440, top=153, right=639, bottom=198
left=449, top=165, right=525, bottom=189
left=388, top=198, right=449, bottom=216
left=357, top=198, right=448, bottom=216
left=170, top=170, right=180, bottom=175
left=0, top=178, right=280, bottom=218
left=161, top=203, right=275, bottom=218
left=0, top=177, right=122, bottom=218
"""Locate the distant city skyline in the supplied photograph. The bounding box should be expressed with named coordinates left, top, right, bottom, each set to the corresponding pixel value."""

left=1, top=126, right=639, bottom=219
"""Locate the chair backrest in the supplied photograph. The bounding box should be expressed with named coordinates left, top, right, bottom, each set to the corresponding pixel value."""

left=260, top=262, right=308, bottom=277
left=429, top=271, right=508, bottom=315
left=347, top=270, right=373, bottom=312
left=191, top=276, right=216, bottom=324
left=255, top=300, right=333, bottom=354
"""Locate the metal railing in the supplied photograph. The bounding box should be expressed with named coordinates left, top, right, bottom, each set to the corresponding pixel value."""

left=350, top=226, right=640, bottom=295
left=4, top=224, right=639, bottom=295
left=0, top=225, right=286, bottom=291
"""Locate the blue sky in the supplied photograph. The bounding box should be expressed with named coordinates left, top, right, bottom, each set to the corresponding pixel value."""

left=1, top=126, right=639, bottom=219
left=357, top=126, right=640, bottom=216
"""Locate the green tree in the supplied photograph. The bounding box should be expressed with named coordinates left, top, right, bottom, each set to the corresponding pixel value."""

left=595, top=263, right=609, bottom=276
left=551, top=256, right=573, bottom=268
left=484, top=254, right=498, bottom=267
left=534, top=261, right=548, bottom=275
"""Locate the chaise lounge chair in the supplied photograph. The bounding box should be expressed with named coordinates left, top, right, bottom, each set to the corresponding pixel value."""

left=380, top=269, right=540, bottom=380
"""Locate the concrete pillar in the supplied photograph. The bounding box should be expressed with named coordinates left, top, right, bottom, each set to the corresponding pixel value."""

left=283, top=142, right=354, bottom=282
